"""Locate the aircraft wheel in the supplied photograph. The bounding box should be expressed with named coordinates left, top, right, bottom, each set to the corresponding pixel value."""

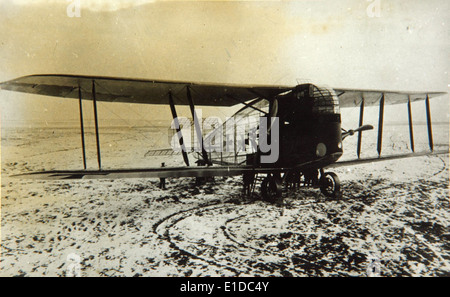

left=320, top=172, right=341, bottom=198
left=261, top=175, right=282, bottom=203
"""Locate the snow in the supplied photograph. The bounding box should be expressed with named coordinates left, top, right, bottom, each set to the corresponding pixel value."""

left=1, top=125, right=449, bottom=276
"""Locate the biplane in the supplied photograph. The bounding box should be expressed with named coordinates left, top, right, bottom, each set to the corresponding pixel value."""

left=0, top=74, right=447, bottom=201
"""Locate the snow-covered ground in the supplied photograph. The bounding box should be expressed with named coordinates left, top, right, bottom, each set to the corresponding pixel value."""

left=1, top=124, right=449, bottom=277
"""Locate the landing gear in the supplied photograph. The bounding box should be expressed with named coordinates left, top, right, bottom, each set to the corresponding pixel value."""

left=261, top=174, right=282, bottom=203
left=242, top=169, right=341, bottom=202
left=319, top=171, right=341, bottom=198
left=242, top=173, right=255, bottom=197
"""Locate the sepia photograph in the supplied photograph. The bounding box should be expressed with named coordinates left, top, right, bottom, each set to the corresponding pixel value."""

left=0, top=0, right=449, bottom=280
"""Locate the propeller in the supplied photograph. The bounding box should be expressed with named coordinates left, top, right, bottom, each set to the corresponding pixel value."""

left=342, top=124, right=374, bottom=140
left=267, top=99, right=278, bottom=133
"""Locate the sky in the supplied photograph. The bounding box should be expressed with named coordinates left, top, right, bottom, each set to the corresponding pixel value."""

left=0, top=0, right=448, bottom=126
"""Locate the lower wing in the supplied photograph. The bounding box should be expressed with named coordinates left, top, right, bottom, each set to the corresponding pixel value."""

left=11, top=150, right=448, bottom=180
left=327, top=149, right=448, bottom=169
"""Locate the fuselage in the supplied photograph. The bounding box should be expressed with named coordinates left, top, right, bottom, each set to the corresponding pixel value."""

left=269, top=83, right=343, bottom=168
left=203, top=83, right=343, bottom=169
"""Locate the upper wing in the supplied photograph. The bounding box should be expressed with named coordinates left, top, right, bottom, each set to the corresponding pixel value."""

left=1, top=74, right=445, bottom=107
left=335, top=88, right=446, bottom=108
left=0, top=74, right=291, bottom=106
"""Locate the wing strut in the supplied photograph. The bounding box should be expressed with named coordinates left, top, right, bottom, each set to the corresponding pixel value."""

left=377, top=93, right=385, bottom=156
left=407, top=96, right=415, bottom=152
left=425, top=94, right=434, bottom=151
left=357, top=97, right=364, bottom=158
left=92, top=80, right=102, bottom=170
left=225, top=94, right=268, bottom=116
left=78, top=86, right=87, bottom=169
left=186, top=86, right=211, bottom=166
left=168, top=91, right=190, bottom=166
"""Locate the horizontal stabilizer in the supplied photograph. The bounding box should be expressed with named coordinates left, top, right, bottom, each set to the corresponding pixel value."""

left=144, top=148, right=180, bottom=157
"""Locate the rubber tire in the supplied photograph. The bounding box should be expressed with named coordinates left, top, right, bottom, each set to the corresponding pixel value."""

left=320, top=172, right=341, bottom=198
left=261, top=176, right=282, bottom=203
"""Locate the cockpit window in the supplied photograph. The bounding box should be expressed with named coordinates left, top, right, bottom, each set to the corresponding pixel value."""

left=309, top=85, right=340, bottom=114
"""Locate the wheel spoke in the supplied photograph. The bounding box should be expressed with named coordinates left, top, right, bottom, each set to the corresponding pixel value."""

left=320, top=172, right=341, bottom=198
